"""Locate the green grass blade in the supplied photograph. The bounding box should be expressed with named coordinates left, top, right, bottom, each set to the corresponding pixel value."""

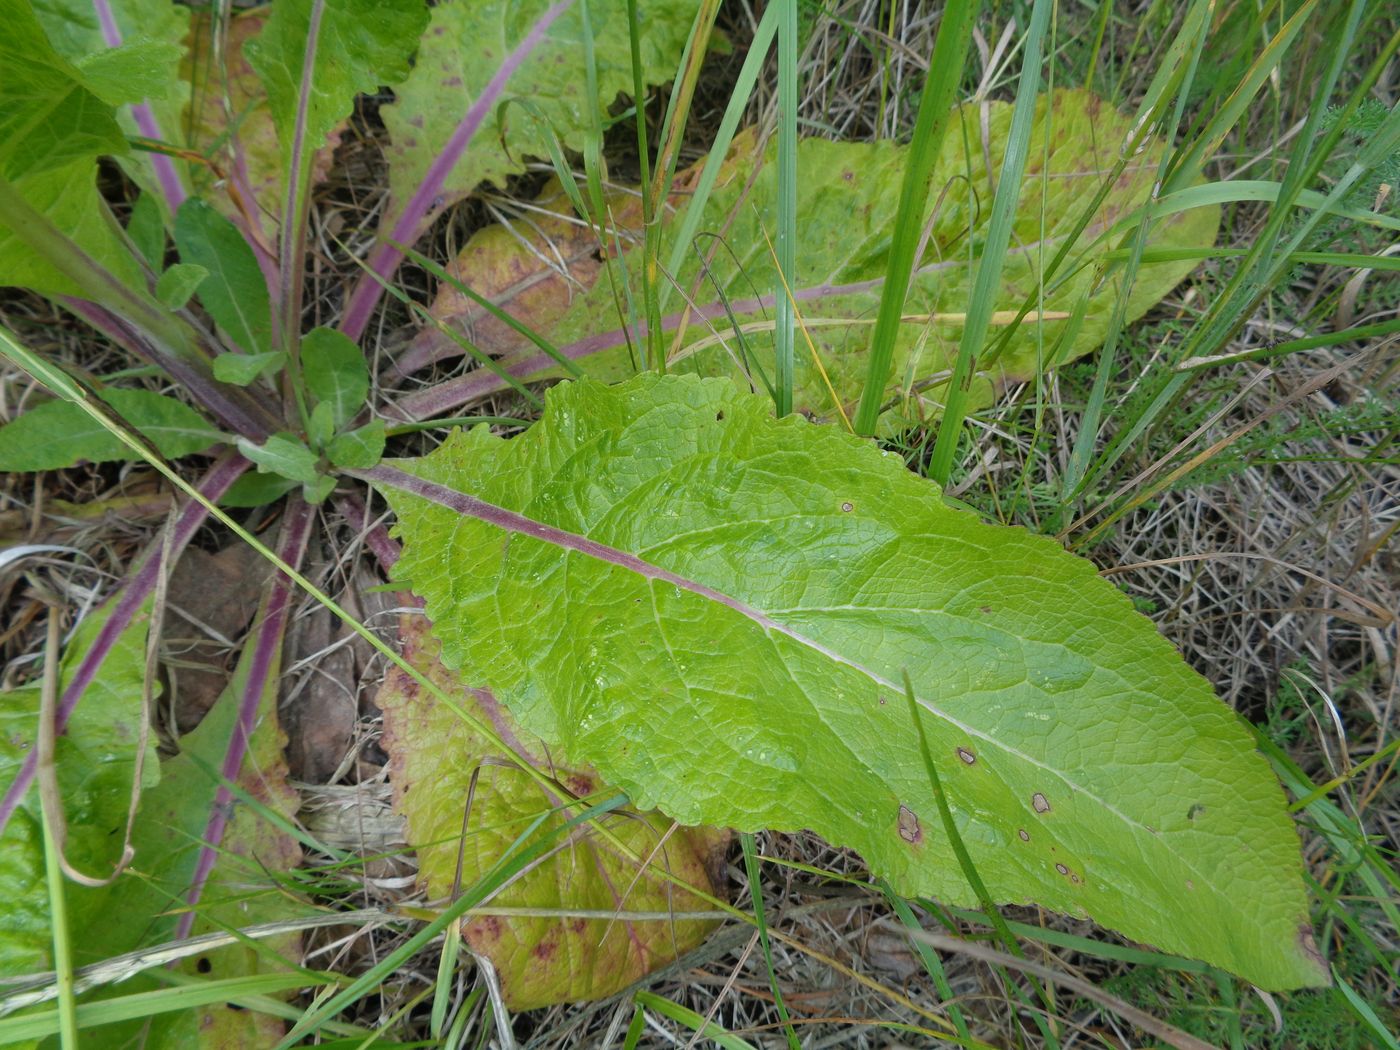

left=928, top=0, right=1053, bottom=485
left=1164, top=0, right=1319, bottom=194
left=0, top=974, right=332, bottom=1044
left=38, top=614, right=79, bottom=1050
left=901, top=670, right=1060, bottom=1047
left=773, top=0, right=799, bottom=416
left=659, top=4, right=779, bottom=315
left=632, top=990, right=760, bottom=1050
left=1334, top=969, right=1400, bottom=1050
left=882, top=886, right=972, bottom=1044
left=852, top=1, right=976, bottom=435
left=740, top=833, right=798, bottom=1049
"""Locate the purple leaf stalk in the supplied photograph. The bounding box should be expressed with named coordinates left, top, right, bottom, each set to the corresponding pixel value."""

left=91, top=0, right=186, bottom=213
left=175, top=496, right=314, bottom=939
left=338, top=0, right=578, bottom=343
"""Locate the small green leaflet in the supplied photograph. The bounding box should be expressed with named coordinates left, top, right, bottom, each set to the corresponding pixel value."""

left=235, top=432, right=320, bottom=484
left=154, top=263, right=208, bottom=309
left=0, top=388, right=227, bottom=471
left=126, top=192, right=166, bottom=269
left=173, top=199, right=273, bottom=356
left=213, top=351, right=287, bottom=386
left=301, top=326, right=368, bottom=428
left=378, top=373, right=1327, bottom=991
left=327, top=420, right=385, bottom=469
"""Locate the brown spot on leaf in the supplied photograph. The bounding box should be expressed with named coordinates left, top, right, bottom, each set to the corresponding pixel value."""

left=1298, top=924, right=1326, bottom=970
left=1187, top=803, right=1205, bottom=820
left=474, top=915, right=502, bottom=941
left=1032, top=792, right=1051, bottom=813
left=956, top=747, right=976, bottom=765
left=1017, top=829, right=1030, bottom=842
left=840, top=501, right=853, bottom=512
left=897, top=805, right=922, bottom=844
left=979, top=605, right=993, bottom=613
left=1055, top=863, right=1069, bottom=876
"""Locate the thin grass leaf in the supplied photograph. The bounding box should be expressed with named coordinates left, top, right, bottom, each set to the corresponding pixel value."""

left=632, top=990, right=760, bottom=1050
left=928, top=0, right=1054, bottom=484
left=37, top=614, right=79, bottom=1050
left=772, top=0, right=798, bottom=416
left=399, top=244, right=580, bottom=377
left=739, top=834, right=798, bottom=1050
left=658, top=3, right=778, bottom=316
left=881, top=886, right=972, bottom=1044
left=0, top=974, right=332, bottom=1044
left=853, top=1, right=976, bottom=435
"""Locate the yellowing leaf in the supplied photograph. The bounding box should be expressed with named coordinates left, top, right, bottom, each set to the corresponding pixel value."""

left=376, top=617, right=727, bottom=1009
left=406, top=90, right=1219, bottom=429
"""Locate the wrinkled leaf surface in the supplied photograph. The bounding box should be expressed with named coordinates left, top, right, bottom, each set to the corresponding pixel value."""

left=380, top=373, right=1325, bottom=991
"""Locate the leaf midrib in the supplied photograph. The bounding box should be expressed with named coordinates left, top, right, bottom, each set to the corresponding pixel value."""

left=367, top=461, right=1210, bottom=889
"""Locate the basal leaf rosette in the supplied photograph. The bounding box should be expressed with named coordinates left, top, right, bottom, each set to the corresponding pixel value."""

left=376, top=373, right=1326, bottom=991
left=376, top=616, right=728, bottom=1010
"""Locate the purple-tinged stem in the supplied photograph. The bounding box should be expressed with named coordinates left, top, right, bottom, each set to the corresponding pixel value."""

left=92, top=0, right=186, bottom=213
left=383, top=274, right=881, bottom=422
left=175, top=497, right=314, bottom=940
left=338, top=0, right=578, bottom=343
left=0, top=452, right=249, bottom=838
left=335, top=491, right=404, bottom=574
left=63, top=299, right=278, bottom=439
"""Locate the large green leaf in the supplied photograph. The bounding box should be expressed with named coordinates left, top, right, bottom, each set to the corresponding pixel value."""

left=0, top=0, right=126, bottom=180
left=377, top=617, right=726, bottom=1009
left=410, top=90, right=1218, bottom=429
left=32, top=0, right=191, bottom=202
left=0, top=388, right=227, bottom=471
left=0, top=0, right=140, bottom=297
left=244, top=0, right=426, bottom=191
left=377, top=373, right=1326, bottom=991
left=381, top=0, right=694, bottom=222
left=66, top=575, right=305, bottom=1046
